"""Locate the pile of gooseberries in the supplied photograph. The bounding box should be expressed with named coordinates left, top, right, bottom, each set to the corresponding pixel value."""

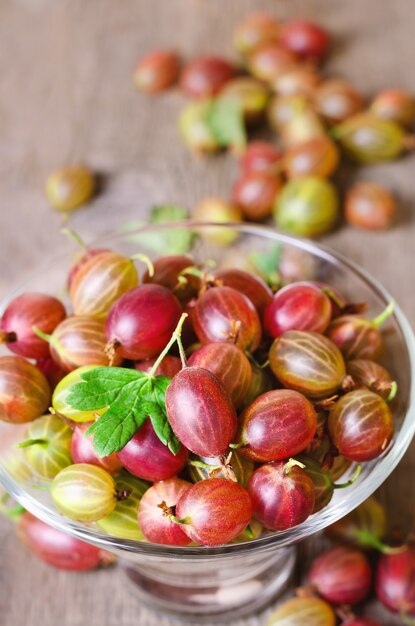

left=0, top=243, right=398, bottom=554
left=133, top=12, right=415, bottom=237
left=267, top=495, right=415, bottom=624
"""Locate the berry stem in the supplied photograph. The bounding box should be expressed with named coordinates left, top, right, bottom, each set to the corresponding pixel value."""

left=353, top=528, right=405, bottom=554
left=32, top=326, right=52, bottom=343
left=373, top=300, right=395, bottom=328
left=333, top=464, right=361, bottom=489
left=0, top=330, right=17, bottom=344
left=148, top=313, right=188, bottom=377
left=61, top=228, right=87, bottom=249
left=157, top=500, right=189, bottom=525
left=16, top=438, right=48, bottom=449
left=284, top=458, right=306, bottom=474
left=386, top=381, right=398, bottom=402
left=321, top=287, right=345, bottom=310
left=0, top=493, right=25, bottom=523
left=130, top=253, right=154, bottom=277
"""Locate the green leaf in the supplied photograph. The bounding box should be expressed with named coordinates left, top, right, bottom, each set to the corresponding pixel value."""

left=119, top=204, right=197, bottom=254
left=206, top=96, right=247, bottom=153
left=250, top=243, right=282, bottom=289
left=66, top=367, right=180, bottom=457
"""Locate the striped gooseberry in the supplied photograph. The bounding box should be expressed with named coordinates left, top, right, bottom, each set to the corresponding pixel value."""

left=138, top=477, right=192, bottom=546
left=193, top=285, right=262, bottom=351
left=267, top=597, right=336, bottom=626
left=175, top=478, right=252, bottom=546
left=269, top=330, right=346, bottom=399
left=97, top=471, right=149, bottom=540
left=237, top=389, right=317, bottom=462
left=0, top=356, right=51, bottom=424
left=0, top=293, right=66, bottom=359
left=37, top=315, right=116, bottom=372
left=309, top=546, right=372, bottom=605
left=19, top=414, right=72, bottom=479
left=328, top=389, right=394, bottom=461
left=51, top=464, right=122, bottom=522
left=247, top=460, right=315, bottom=530
left=188, top=342, right=252, bottom=408
left=105, top=284, right=182, bottom=361
left=69, top=251, right=139, bottom=317
left=166, top=366, right=237, bottom=457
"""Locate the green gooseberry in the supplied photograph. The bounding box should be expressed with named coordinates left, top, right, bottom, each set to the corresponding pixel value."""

left=52, top=366, right=106, bottom=423
left=51, top=464, right=118, bottom=522
left=97, top=471, right=150, bottom=540
left=179, top=100, right=220, bottom=153
left=274, top=176, right=339, bottom=237
left=18, top=414, right=72, bottom=479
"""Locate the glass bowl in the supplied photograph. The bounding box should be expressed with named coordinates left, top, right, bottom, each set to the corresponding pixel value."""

left=1, top=222, right=414, bottom=621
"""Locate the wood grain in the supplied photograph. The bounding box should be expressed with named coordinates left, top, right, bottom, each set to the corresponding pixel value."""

left=1, top=0, right=414, bottom=624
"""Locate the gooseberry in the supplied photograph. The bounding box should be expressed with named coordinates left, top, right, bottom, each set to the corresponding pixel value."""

left=179, top=100, right=221, bottom=153
left=233, top=13, right=279, bottom=56
left=267, top=597, right=336, bottom=626
left=97, top=471, right=149, bottom=540
left=376, top=547, right=415, bottom=615
left=117, top=418, right=189, bottom=482
left=247, top=460, right=315, bottom=530
left=193, top=285, right=262, bottom=351
left=105, top=284, right=182, bottom=360
left=284, top=136, right=340, bottom=179
left=263, top=282, right=332, bottom=337
left=192, top=197, right=242, bottom=244
left=309, top=546, right=372, bottom=605
left=51, top=463, right=119, bottom=522
left=247, top=44, right=297, bottom=83
left=175, top=478, right=252, bottom=546
left=0, top=293, right=66, bottom=359
left=36, top=357, right=66, bottom=391
left=238, top=389, right=317, bottom=462
left=39, top=315, right=115, bottom=372
left=314, top=80, right=364, bottom=123
left=345, top=181, right=396, bottom=230
left=279, top=20, right=330, bottom=61
left=166, top=366, right=237, bottom=456
left=240, top=141, right=282, bottom=176
left=18, top=512, right=112, bottom=571
left=188, top=342, right=252, bottom=408
left=138, top=477, right=192, bottom=546
left=188, top=451, right=254, bottom=487
left=274, top=177, right=339, bottom=237
left=19, top=413, right=72, bottom=479
left=326, top=301, right=394, bottom=360
left=52, top=366, right=107, bottom=423
left=347, top=359, right=395, bottom=399
left=45, top=165, right=96, bottom=212
left=269, top=330, right=346, bottom=399
left=232, top=172, right=283, bottom=221
left=71, top=423, right=122, bottom=475
left=133, top=50, right=180, bottom=93
left=328, top=389, right=394, bottom=461
left=0, top=356, right=51, bottom=424
left=142, top=254, right=199, bottom=303
left=220, top=77, right=270, bottom=124
left=180, top=56, right=236, bottom=98
left=370, top=88, right=415, bottom=128
left=333, top=114, right=408, bottom=163
left=69, top=250, right=139, bottom=317
left=214, top=268, right=272, bottom=314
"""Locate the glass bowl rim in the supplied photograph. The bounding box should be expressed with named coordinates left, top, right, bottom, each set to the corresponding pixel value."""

left=1, top=220, right=414, bottom=559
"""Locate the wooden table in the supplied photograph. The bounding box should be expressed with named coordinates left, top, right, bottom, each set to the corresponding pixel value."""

left=1, top=1, right=414, bottom=624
